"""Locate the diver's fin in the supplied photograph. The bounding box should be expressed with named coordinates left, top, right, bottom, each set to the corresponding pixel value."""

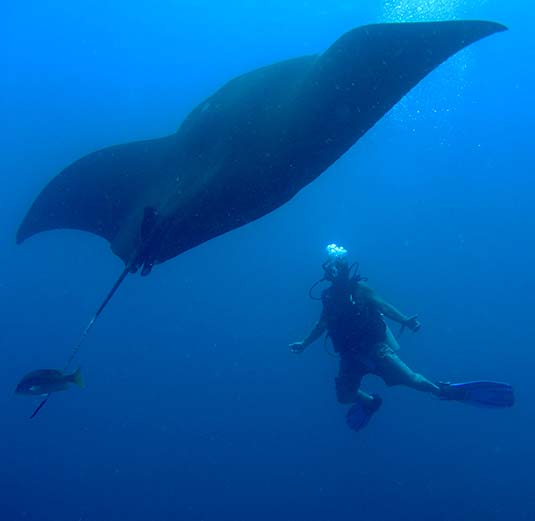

left=346, top=394, right=382, bottom=432
left=70, top=368, right=85, bottom=389
left=438, top=381, right=514, bottom=408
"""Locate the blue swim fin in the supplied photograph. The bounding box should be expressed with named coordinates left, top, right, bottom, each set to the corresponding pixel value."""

left=346, top=394, right=382, bottom=432
left=438, top=381, right=514, bottom=408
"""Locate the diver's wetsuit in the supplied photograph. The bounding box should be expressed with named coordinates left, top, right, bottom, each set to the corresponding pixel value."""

left=321, top=279, right=415, bottom=403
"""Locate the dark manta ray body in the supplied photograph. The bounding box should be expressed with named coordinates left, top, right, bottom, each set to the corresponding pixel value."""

left=18, top=21, right=506, bottom=276
left=17, top=21, right=506, bottom=417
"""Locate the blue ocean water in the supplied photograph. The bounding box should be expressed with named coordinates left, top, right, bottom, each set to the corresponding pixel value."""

left=2, top=1, right=534, bottom=520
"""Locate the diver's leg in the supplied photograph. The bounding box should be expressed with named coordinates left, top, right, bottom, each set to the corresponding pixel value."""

left=339, top=354, right=383, bottom=431
left=336, top=355, right=373, bottom=404
left=374, top=344, right=441, bottom=395
left=355, top=389, right=375, bottom=405
left=385, top=324, right=401, bottom=352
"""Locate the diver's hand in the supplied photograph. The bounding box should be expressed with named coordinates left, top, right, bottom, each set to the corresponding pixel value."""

left=289, top=341, right=306, bottom=354
left=404, top=315, right=421, bottom=333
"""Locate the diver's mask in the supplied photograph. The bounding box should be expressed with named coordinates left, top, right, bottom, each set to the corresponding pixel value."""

left=309, top=243, right=362, bottom=299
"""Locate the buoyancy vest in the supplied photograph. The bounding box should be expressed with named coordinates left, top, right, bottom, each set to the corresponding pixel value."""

left=321, top=279, right=386, bottom=354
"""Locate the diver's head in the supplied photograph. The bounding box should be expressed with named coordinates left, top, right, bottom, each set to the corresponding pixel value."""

left=322, top=243, right=350, bottom=284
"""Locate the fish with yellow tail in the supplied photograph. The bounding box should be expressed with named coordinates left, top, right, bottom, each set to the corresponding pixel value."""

left=15, top=368, right=84, bottom=396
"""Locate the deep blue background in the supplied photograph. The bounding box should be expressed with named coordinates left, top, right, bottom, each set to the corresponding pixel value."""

left=2, top=1, right=534, bottom=520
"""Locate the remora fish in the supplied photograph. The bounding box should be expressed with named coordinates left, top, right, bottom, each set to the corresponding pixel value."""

left=15, top=368, right=84, bottom=395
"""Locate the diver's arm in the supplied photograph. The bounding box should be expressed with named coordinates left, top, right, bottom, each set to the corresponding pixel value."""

left=302, top=318, right=327, bottom=347
left=358, top=283, right=420, bottom=331
left=289, top=317, right=327, bottom=353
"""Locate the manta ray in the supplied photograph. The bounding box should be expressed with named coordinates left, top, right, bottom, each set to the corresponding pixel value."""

left=18, top=21, right=506, bottom=277
left=17, top=20, right=507, bottom=418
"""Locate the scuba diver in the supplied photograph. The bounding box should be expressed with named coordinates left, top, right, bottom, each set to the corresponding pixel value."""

left=289, top=244, right=514, bottom=432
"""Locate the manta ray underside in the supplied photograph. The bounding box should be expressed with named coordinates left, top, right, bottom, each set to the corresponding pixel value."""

left=17, top=21, right=506, bottom=275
